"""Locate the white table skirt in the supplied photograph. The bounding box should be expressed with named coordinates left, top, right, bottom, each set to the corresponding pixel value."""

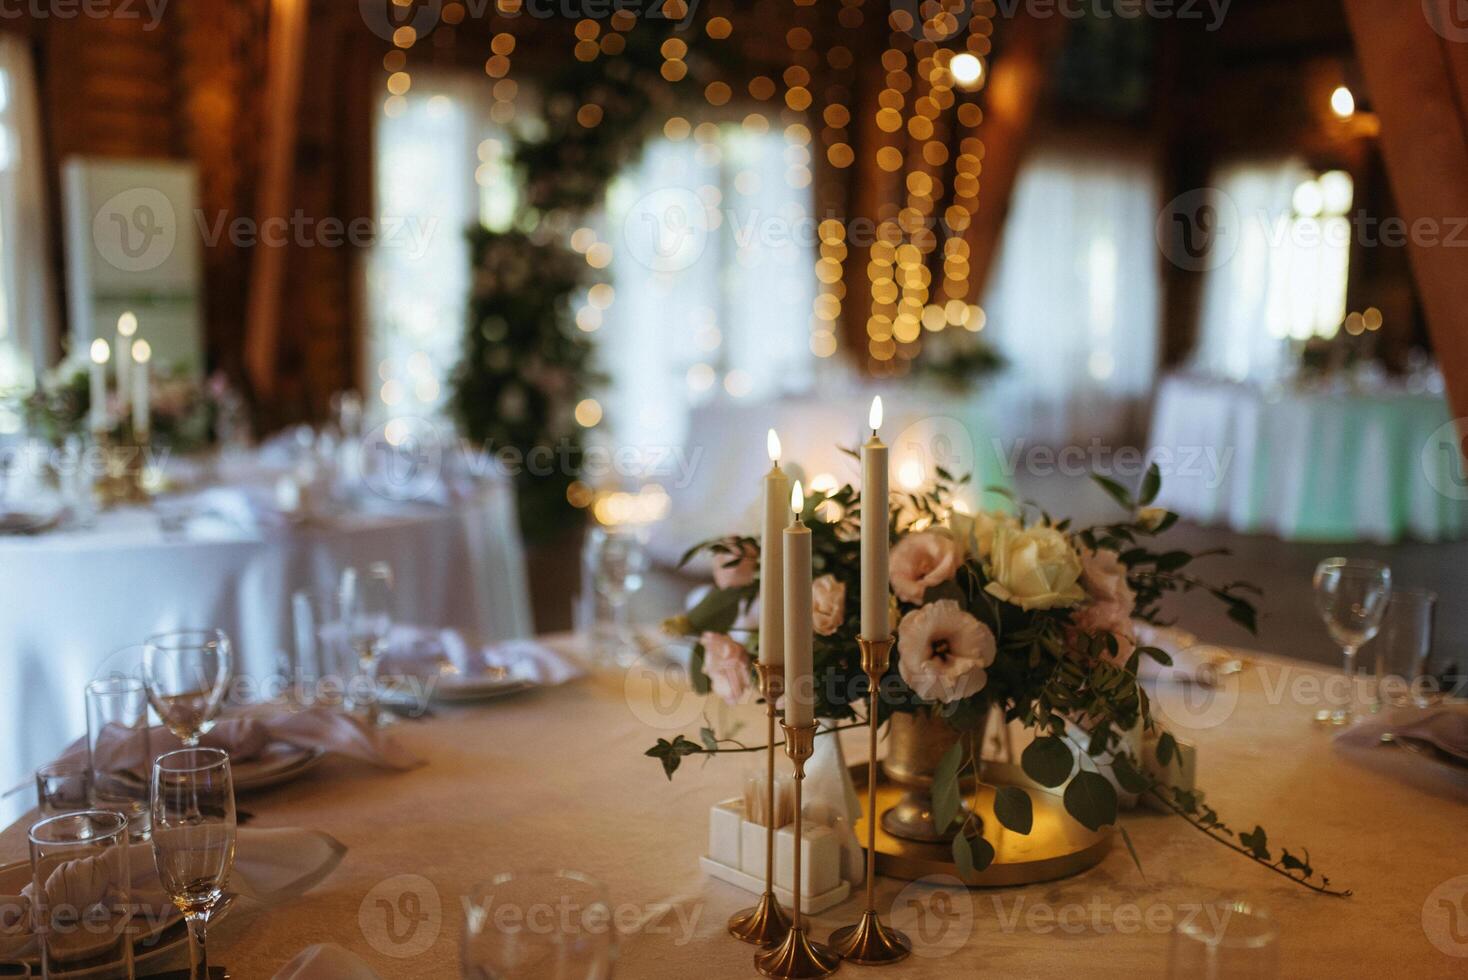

left=1146, top=372, right=1467, bottom=542
left=0, top=485, right=531, bottom=806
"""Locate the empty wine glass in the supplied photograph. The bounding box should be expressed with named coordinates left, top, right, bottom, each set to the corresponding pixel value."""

left=143, top=630, right=233, bottom=746
left=151, top=748, right=237, bottom=980
left=462, top=870, right=615, bottom=980
left=583, top=526, right=648, bottom=668
left=1313, top=558, right=1391, bottom=726
left=340, top=562, right=395, bottom=726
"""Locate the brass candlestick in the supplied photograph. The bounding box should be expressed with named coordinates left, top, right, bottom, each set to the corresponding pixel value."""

left=755, top=722, right=839, bottom=979
left=828, top=635, right=911, bottom=965
left=729, top=664, right=793, bottom=946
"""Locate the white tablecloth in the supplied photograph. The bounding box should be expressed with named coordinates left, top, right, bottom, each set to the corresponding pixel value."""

left=0, top=469, right=531, bottom=807
left=1147, top=373, right=1467, bottom=542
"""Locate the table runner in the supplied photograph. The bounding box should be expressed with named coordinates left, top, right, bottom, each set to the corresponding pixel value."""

left=3, top=636, right=1462, bottom=977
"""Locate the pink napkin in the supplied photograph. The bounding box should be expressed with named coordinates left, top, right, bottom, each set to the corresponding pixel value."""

left=1336, top=705, right=1468, bottom=763
left=376, top=627, right=584, bottom=687
left=54, top=706, right=423, bottom=775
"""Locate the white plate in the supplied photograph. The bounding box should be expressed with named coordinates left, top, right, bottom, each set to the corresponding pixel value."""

left=0, top=860, right=231, bottom=978
left=231, top=744, right=326, bottom=792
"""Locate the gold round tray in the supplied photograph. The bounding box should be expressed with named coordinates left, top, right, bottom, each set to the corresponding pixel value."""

left=850, top=760, right=1113, bottom=886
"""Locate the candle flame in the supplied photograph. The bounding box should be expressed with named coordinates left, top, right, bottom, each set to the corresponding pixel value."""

left=117, top=311, right=138, bottom=337
left=869, top=395, right=883, bottom=432
left=132, top=339, right=152, bottom=364
left=767, top=428, right=781, bottom=463
left=791, top=480, right=804, bottom=514
left=89, top=338, right=110, bottom=364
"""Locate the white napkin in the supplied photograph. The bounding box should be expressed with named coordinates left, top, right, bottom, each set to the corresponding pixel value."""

left=0, top=827, right=345, bottom=960
left=1336, top=704, right=1468, bottom=763
left=55, top=706, right=423, bottom=775
left=273, top=944, right=382, bottom=980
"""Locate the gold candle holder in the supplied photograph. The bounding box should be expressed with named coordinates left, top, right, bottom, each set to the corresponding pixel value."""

left=828, top=635, right=911, bottom=965
left=729, top=664, right=793, bottom=946
left=92, top=429, right=152, bottom=509
left=755, top=722, right=839, bottom=979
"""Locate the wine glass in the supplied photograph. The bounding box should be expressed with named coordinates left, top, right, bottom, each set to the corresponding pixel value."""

left=143, top=629, right=233, bottom=746
left=340, top=562, right=395, bottom=726
left=150, top=748, right=237, bottom=980
left=583, top=527, right=648, bottom=668
left=1312, top=558, right=1391, bottom=726
left=462, top=870, right=615, bottom=980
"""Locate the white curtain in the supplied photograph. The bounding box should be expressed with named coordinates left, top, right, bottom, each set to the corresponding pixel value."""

left=1189, top=157, right=1316, bottom=382
left=0, top=36, right=58, bottom=409
left=980, top=138, right=1161, bottom=444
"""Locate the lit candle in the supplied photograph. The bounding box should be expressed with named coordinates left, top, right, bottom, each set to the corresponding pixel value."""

left=783, top=480, right=814, bottom=727
left=115, top=311, right=137, bottom=399
left=88, top=338, right=110, bottom=432
left=861, top=396, right=890, bottom=639
left=131, top=339, right=151, bottom=441
left=760, top=429, right=791, bottom=666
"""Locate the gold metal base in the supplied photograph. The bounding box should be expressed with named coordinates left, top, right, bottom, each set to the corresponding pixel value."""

left=852, top=760, right=1113, bottom=885
left=728, top=891, right=792, bottom=946
left=828, top=909, right=912, bottom=965
left=755, top=925, right=840, bottom=978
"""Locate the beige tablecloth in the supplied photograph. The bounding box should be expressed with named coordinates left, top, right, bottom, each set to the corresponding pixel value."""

left=3, top=637, right=1465, bottom=978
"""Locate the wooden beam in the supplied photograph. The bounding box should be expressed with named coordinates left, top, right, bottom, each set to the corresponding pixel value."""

left=244, top=0, right=309, bottom=399
left=1341, top=0, right=1468, bottom=436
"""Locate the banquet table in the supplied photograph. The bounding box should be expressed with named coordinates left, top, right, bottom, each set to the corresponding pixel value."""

left=1147, top=372, right=1467, bottom=542
left=0, top=456, right=532, bottom=812
left=4, top=635, right=1461, bottom=978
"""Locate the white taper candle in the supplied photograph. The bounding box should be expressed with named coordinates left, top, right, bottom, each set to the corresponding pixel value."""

left=131, top=339, right=152, bottom=440
left=88, top=338, right=110, bottom=433
left=861, top=396, right=890, bottom=639
left=760, top=429, right=791, bottom=666
left=783, top=480, right=814, bottom=727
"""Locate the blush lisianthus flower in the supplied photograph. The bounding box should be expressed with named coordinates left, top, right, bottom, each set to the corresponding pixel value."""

left=889, top=531, right=965, bottom=604
left=712, top=539, right=758, bottom=589
left=811, top=574, right=846, bottom=636
left=701, top=632, right=752, bottom=705
left=896, top=599, right=997, bottom=703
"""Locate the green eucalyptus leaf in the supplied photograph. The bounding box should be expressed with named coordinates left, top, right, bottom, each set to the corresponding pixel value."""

left=685, top=586, right=747, bottom=634
left=1063, top=771, right=1118, bottom=831
left=688, top=643, right=711, bottom=696
left=1156, top=731, right=1177, bottom=768
left=1112, top=753, right=1152, bottom=795
left=952, top=830, right=995, bottom=881
left=1091, top=474, right=1133, bottom=511
left=1119, top=825, right=1146, bottom=880
left=1139, top=463, right=1161, bottom=506
left=993, top=785, right=1034, bottom=834
left=1021, top=736, right=1074, bottom=788
left=931, top=741, right=965, bottom=834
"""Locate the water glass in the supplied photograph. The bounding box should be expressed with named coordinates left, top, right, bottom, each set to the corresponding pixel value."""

left=86, top=677, right=152, bottom=840
left=1312, top=558, right=1391, bottom=725
left=340, top=563, right=396, bottom=726
left=35, top=762, right=92, bottom=819
left=582, top=526, right=648, bottom=669
left=462, top=870, right=615, bottom=980
left=1166, top=901, right=1278, bottom=979
left=28, top=810, right=135, bottom=979
left=150, top=748, right=237, bottom=980
left=143, top=629, right=233, bottom=746
left=1373, top=588, right=1438, bottom=708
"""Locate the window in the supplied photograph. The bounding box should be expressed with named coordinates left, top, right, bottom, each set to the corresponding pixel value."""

left=1191, top=159, right=1353, bottom=382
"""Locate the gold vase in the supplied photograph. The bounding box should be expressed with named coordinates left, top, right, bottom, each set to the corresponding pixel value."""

left=879, top=710, right=977, bottom=843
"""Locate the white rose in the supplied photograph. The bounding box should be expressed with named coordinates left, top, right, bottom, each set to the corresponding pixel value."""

left=947, top=508, right=1019, bottom=561
left=984, top=525, right=1087, bottom=611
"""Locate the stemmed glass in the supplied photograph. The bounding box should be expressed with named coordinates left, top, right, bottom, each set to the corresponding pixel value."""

left=462, top=870, right=615, bottom=979
left=143, top=629, right=233, bottom=746
left=1312, top=558, right=1391, bottom=725
left=583, top=526, right=648, bottom=668
left=340, top=562, right=395, bottom=726
left=150, top=748, right=237, bottom=980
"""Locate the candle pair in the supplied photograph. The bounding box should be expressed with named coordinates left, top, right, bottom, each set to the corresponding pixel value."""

left=87, top=328, right=152, bottom=440
left=759, top=397, right=890, bottom=730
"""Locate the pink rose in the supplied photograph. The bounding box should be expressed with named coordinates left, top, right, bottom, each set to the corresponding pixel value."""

left=1081, top=548, right=1136, bottom=609
left=712, top=539, right=758, bottom=589
left=701, top=632, right=752, bottom=705
left=889, top=531, right=964, bottom=605
left=1071, top=601, right=1136, bottom=665
left=896, top=599, right=997, bottom=703
left=811, top=574, right=846, bottom=636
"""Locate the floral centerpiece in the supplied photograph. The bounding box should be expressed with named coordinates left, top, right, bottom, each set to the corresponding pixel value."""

left=649, top=462, right=1348, bottom=895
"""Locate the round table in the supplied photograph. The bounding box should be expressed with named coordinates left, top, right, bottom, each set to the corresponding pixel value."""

left=1146, top=372, right=1467, bottom=542
left=0, top=460, right=531, bottom=807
